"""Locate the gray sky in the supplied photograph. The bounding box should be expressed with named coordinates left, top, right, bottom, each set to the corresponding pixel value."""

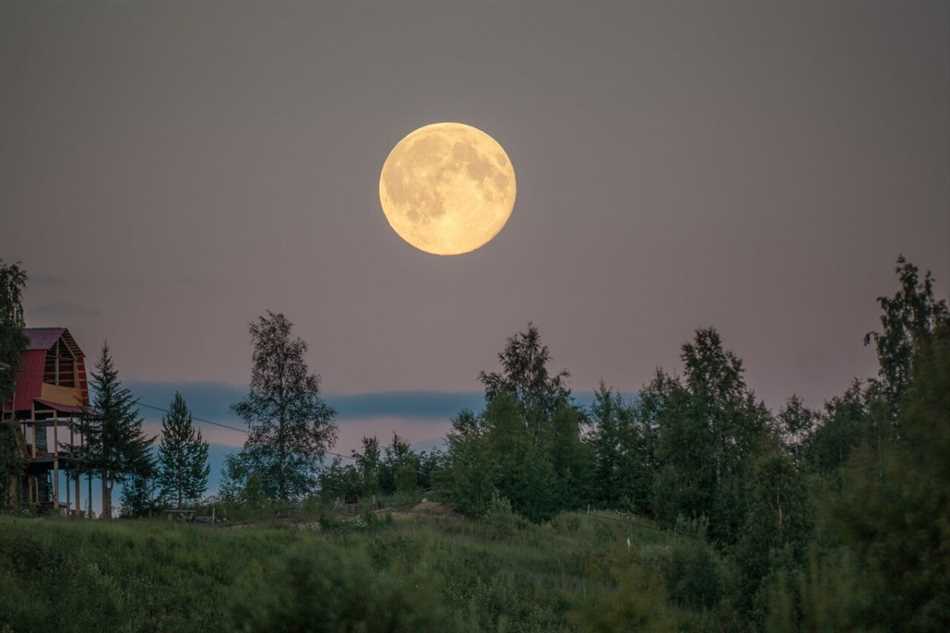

left=3, top=0, right=949, bottom=424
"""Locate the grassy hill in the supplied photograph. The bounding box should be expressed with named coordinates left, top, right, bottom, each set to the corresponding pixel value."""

left=0, top=504, right=725, bottom=633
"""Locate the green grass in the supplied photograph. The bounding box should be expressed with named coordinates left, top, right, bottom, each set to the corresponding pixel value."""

left=0, top=510, right=719, bottom=633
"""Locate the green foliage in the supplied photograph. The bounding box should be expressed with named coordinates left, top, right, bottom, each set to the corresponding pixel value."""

left=478, top=321, right=572, bottom=437
left=823, top=325, right=950, bottom=631
left=0, top=260, right=27, bottom=404
left=0, top=509, right=705, bottom=633
left=0, top=260, right=27, bottom=508
left=440, top=391, right=566, bottom=521
left=587, top=384, right=654, bottom=513
left=774, top=395, right=816, bottom=465
left=231, top=545, right=451, bottom=633
left=764, top=260, right=950, bottom=632
left=231, top=311, right=337, bottom=501
left=440, top=324, right=590, bottom=521
left=647, top=329, right=771, bottom=545
left=0, top=424, right=21, bottom=509
left=316, top=433, right=439, bottom=506
left=157, top=392, right=209, bottom=508
left=802, top=380, right=869, bottom=475
left=120, top=470, right=161, bottom=518
left=219, top=453, right=270, bottom=509
left=569, top=546, right=682, bottom=633
left=864, top=254, right=950, bottom=424
left=733, top=443, right=811, bottom=621
left=381, top=433, right=420, bottom=497
left=436, top=409, right=495, bottom=516
left=5, top=254, right=946, bottom=632
left=481, top=493, right=530, bottom=539
left=664, top=536, right=726, bottom=612
left=354, top=434, right=381, bottom=497
left=764, top=545, right=874, bottom=633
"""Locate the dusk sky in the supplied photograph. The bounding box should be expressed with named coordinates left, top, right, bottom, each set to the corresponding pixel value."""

left=3, top=1, right=948, bottom=456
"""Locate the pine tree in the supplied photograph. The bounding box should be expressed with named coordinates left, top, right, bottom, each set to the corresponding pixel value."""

left=232, top=311, right=337, bottom=502
left=157, top=392, right=209, bottom=508
left=88, top=343, right=153, bottom=518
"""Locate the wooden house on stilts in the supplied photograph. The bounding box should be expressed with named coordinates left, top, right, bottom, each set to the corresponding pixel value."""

left=1, top=328, right=91, bottom=514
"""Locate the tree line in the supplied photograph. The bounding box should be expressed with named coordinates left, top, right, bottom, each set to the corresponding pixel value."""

left=209, top=254, right=950, bottom=630
left=3, top=254, right=948, bottom=630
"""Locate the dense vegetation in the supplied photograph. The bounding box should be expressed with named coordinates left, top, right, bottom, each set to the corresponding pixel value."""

left=0, top=254, right=948, bottom=632
left=0, top=260, right=27, bottom=506
left=310, top=255, right=950, bottom=631
left=0, top=505, right=726, bottom=633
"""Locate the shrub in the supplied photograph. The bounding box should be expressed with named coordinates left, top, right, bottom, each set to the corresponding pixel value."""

left=483, top=494, right=530, bottom=539
left=663, top=537, right=724, bottom=612
left=230, top=544, right=454, bottom=633
left=570, top=547, right=681, bottom=633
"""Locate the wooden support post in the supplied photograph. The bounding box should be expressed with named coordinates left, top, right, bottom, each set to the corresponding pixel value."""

left=67, top=422, right=74, bottom=514
left=53, top=413, right=60, bottom=509
left=75, top=424, right=82, bottom=515
left=30, top=403, right=36, bottom=458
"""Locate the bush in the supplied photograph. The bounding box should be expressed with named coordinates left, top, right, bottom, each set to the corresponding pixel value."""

left=482, top=494, right=530, bottom=539
left=229, top=544, right=454, bottom=633
left=663, top=537, right=724, bottom=611
left=570, top=546, right=682, bottom=633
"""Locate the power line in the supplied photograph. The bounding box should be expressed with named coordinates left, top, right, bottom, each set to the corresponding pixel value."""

left=137, top=401, right=350, bottom=460
left=138, top=403, right=248, bottom=434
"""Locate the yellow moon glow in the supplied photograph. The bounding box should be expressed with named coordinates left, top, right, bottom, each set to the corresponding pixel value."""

left=379, top=122, right=517, bottom=255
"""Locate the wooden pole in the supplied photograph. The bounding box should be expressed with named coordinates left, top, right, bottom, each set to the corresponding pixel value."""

left=66, top=421, right=72, bottom=511
left=29, top=402, right=35, bottom=508
left=75, top=424, right=82, bottom=515
left=53, top=413, right=60, bottom=509
left=30, top=402, right=36, bottom=458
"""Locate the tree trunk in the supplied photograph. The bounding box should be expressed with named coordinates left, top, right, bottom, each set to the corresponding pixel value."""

left=101, top=478, right=112, bottom=519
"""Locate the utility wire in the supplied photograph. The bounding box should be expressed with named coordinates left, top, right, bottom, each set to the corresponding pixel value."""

left=137, top=402, right=351, bottom=460
left=138, top=403, right=248, bottom=434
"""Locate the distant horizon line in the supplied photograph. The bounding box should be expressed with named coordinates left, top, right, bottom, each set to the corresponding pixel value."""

left=124, top=381, right=639, bottom=421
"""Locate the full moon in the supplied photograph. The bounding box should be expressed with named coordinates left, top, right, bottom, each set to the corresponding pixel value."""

left=379, top=122, right=517, bottom=255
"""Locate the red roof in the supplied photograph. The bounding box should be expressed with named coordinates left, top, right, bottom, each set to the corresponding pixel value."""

left=3, top=328, right=89, bottom=415
left=10, top=350, right=45, bottom=412
left=24, top=328, right=67, bottom=351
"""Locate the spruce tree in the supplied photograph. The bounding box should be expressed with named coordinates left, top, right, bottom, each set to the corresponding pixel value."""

left=232, top=311, right=337, bottom=502
left=157, top=392, right=209, bottom=508
left=88, top=343, right=153, bottom=518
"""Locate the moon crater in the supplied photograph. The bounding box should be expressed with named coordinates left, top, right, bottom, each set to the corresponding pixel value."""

left=379, top=122, right=516, bottom=255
